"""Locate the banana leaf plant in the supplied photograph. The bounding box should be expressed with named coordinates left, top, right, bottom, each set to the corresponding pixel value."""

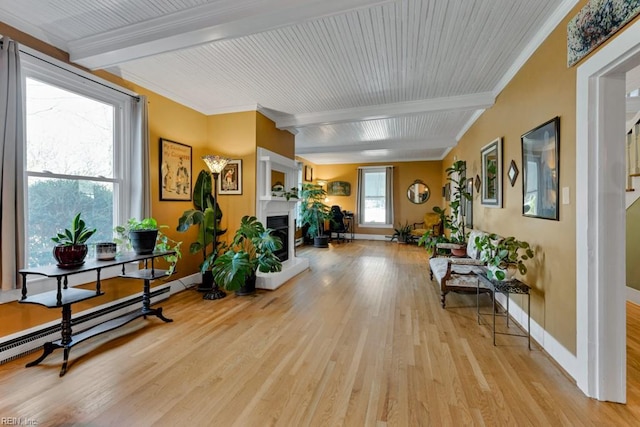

left=177, top=170, right=226, bottom=273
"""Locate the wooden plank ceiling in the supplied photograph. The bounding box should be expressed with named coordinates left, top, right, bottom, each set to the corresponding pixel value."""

left=0, top=0, right=575, bottom=163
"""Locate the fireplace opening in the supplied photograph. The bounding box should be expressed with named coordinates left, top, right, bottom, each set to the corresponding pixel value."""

left=267, top=215, right=289, bottom=262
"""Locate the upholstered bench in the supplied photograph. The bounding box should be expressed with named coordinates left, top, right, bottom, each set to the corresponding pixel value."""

left=429, top=229, right=497, bottom=308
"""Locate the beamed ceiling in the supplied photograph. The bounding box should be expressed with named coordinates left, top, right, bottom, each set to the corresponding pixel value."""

left=0, top=0, right=578, bottom=164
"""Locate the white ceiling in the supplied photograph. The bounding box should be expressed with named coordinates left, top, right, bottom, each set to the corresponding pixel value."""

left=0, top=0, right=577, bottom=164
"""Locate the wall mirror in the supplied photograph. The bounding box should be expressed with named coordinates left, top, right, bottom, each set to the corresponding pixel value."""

left=480, top=137, right=503, bottom=207
left=407, top=180, right=430, bottom=204
left=521, top=117, right=560, bottom=220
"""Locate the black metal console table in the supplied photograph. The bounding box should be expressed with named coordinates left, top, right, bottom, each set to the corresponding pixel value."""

left=475, top=267, right=531, bottom=349
left=19, top=251, right=175, bottom=376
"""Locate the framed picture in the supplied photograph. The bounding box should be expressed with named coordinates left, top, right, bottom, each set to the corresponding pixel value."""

left=218, top=159, right=242, bottom=194
left=304, top=165, right=313, bottom=182
left=522, top=117, right=560, bottom=220
left=218, top=159, right=242, bottom=195
left=160, top=138, right=192, bottom=201
left=327, top=181, right=351, bottom=196
left=480, top=137, right=503, bottom=207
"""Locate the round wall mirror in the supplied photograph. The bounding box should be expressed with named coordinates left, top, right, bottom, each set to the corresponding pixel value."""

left=407, top=180, right=430, bottom=204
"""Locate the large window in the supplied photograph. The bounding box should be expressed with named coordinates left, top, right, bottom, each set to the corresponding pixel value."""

left=22, top=57, right=133, bottom=268
left=357, top=166, right=394, bottom=227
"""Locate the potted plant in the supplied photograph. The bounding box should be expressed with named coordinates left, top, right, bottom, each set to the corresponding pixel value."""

left=299, top=183, right=332, bottom=248
left=114, top=217, right=182, bottom=275
left=391, top=221, right=412, bottom=243
left=434, top=160, right=472, bottom=256
left=474, top=233, right=534, bottom=281
left=177, top=169, right=227, bottom=290
left=210, top=216, right=283, bottom=295
left=51, top=213, right=97, bottom=268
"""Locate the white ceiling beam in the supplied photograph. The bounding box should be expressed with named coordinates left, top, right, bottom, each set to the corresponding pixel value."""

left=296, top=137, right=455, bottom=155
left=68, top=0, right=393, bottom=69
left=277, top=92, right=495, bottom=130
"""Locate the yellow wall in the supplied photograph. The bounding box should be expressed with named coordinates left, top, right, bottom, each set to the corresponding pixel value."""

left=442, top=3, right=584, bottom=351
left=206, top=111, right=257, bottom=239
left=256, top=112, right=295, bottom=159
left=308, top=160, right=443, bottom=235
left=627, top=199, right=640, bottom=291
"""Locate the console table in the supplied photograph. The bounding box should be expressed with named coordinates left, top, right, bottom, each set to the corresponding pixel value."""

left=475, top=268, right=531, bottom=349
left=19, top=251, right=174, bottom=376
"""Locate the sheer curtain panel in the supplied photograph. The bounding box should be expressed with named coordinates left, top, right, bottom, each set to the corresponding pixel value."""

left=0, top=37, right=25, bottom=291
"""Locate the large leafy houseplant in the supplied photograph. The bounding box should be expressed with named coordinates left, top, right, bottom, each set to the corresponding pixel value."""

left=177, top=170, right=227, bottom=287
left=474, top=233, right=534, bottom=281
left=419, top=160, right=471, bottom=255
left=391, top=221, right=412, bottom=243
left=299, top=183, right=332, bottom=247
left=211, top=216, right=283, bottom=294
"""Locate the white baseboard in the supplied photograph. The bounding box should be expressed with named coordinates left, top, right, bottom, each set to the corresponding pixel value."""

left=493, top=293, right=577, bottom=380
left=627, top=286, right=640, bottom=305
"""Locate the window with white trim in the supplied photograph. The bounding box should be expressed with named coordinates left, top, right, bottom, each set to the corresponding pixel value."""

left=22, top=56, right=133, bottom=268
left=357, top=166, right=394, bottom=227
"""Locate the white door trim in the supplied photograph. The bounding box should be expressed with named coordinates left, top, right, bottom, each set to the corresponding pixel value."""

left=575, top=20, right=640, bottom=403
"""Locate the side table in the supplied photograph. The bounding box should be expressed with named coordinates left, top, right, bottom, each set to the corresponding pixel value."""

left=475, top=268, right=531, bottom=349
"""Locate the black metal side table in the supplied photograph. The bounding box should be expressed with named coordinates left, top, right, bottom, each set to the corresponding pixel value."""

left=475, top=268, right=531, bottom=349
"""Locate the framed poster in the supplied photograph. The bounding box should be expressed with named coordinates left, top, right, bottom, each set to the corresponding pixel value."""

left=218, top=159, right=242, bottom=195
left=327, top=181, right=351, bottom=196
left=160, top=138, right=192, bottom=201
left=522, top=117, right=560, bottom=220
left=304, top=165, right=313, bottom=182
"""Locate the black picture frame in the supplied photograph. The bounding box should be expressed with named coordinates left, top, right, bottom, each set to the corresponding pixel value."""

left=304, top=165, right=313, bottom=182
left=159, top=138, right=192, bottom=201
left=508, top=160, right=519, bottom=187
left=521, top=117, right=560, bottom=220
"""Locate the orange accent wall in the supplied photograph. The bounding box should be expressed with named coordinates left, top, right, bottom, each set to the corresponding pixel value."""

left=256, top=113, right=295, bottom=159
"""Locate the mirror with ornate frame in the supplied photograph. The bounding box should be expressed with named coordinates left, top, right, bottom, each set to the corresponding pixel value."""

left=407, top=180, right=430, bottom=204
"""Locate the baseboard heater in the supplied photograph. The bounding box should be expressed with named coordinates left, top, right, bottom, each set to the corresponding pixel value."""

left=0, top=286, right=171, bottom=365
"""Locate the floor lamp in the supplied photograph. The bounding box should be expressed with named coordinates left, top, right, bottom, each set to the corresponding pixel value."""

left=202, top=154, right=229, bottom=300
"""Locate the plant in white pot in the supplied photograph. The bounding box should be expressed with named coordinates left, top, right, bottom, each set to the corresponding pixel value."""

left=474, top=233, right=534, bottom=281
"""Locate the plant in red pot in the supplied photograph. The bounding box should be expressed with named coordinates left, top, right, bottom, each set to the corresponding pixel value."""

left=51, top=213, right=96, bottom=268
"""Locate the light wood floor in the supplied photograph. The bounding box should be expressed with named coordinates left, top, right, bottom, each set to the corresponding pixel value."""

left=1, top=241, right=640, bottom=426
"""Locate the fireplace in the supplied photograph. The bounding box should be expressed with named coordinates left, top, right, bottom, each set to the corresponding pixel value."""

left=255, top=147, right=309, bottom=290
left=267, top=215, right=289, bottom=262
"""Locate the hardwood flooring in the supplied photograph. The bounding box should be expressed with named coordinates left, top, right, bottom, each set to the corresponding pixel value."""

left=1, top=241, right=640, bottom=426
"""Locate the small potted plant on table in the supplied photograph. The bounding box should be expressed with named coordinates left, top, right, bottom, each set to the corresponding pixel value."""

left=474, top=233, right=534, bottom=281
left=114, top=217, right=182, bottom=275
left=51, top=213, right=96, bottom=268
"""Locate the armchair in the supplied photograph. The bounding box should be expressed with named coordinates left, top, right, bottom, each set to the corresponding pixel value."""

left=428, top=229, right=496, bottom=308
left=410, top=212, right=443, bottom=242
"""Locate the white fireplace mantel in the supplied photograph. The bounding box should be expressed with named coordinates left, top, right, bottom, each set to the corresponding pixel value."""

left=255, top=147, right=309, bottom=290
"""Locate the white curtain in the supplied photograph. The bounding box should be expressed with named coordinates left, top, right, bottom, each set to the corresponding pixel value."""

left=129, top=95, right=151, bottom=219
left=0, top=37, right=25, bottom=291
left=385, top=166, right=394, bottom=225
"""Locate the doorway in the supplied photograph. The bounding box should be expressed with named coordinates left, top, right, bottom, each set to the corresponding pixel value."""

left=575, top=19, right=640, bottom=402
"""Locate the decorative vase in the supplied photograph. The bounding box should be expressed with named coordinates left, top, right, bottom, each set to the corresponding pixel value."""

left=129, top=229, right=158, bottom=254
left=53, top=244, right=88, bottom=268
left=95, top=242, right=117, bottom=260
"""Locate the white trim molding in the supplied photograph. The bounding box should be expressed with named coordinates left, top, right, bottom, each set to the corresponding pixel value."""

left=575, top=17, right=640, bottom=403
